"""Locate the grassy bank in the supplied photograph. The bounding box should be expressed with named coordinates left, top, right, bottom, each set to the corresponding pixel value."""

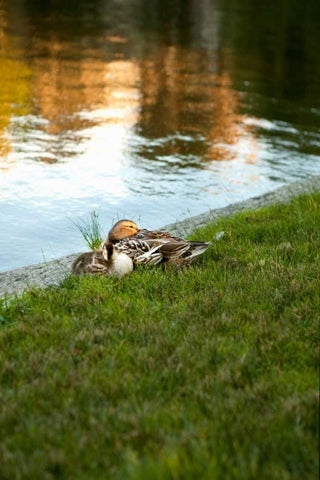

left=0, top=193, right=319, bottom=480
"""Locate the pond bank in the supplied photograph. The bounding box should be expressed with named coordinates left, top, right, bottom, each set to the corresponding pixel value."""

left=1, top=175, right=319, bottom=297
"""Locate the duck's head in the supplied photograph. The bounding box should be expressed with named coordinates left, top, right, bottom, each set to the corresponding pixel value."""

left=108, top=219, right=139, bottom=242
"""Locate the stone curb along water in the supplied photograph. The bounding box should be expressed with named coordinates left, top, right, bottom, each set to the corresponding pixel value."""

left=1, top=175, right=319, bottom=297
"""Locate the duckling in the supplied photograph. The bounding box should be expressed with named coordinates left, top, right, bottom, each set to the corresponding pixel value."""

left=72, top=251, right=108, bottom=276
left=101, top=219, right=211, bottom=267
left=72, top=242, right=133, bottom=278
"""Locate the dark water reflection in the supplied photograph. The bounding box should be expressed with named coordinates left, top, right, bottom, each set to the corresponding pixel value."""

left=0, top=0, right=319, bottom=271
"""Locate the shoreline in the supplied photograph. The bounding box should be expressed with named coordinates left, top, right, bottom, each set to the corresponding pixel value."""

left=1, top=175, right=319, bottom=297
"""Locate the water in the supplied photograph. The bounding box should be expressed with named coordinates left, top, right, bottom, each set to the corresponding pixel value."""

left=1, top=0, right=319, bottom=272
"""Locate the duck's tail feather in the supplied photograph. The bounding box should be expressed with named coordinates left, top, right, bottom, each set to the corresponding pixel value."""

left=158, top=242, right=190, bottom=258
left=188, top=241, right=212, bottom=258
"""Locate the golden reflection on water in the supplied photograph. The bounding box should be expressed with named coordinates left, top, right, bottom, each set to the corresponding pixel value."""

left=208, top=71, right=257, bottom=163
left=0, top=13, right=258, bottom=172
left=32, top=55, right=140, bottom=132
left=138, top=45, right=257, bottom=164
left=0, top=11, right=31, bottom=161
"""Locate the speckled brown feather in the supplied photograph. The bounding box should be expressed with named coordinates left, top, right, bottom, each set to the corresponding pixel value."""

left=105, top=223, right=211, bottom=267
left=72, top=251, right=109, bottom=275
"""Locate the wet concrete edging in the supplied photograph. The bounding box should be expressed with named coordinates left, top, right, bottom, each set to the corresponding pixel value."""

left=1, top=175, right=319, bottom=297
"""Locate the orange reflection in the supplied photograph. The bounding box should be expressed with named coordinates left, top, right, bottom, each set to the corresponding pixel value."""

left=208, top=71, right=257, bottom=162
left=1, top=14, right=258, bottom=171
left=106, top=36, right=128, bottom=44
left=30, top=38, right=140, bottom=135
left=0, top=9, right=31, bottom=162
left=138, top=45, right=258, bottom=163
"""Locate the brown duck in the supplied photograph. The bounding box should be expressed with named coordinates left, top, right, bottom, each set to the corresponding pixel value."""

left=101, top=219, right=211, bottom=267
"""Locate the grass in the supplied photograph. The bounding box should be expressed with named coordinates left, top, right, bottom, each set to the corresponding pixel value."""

left=70, top=210, right=104, bottom=250
left=0, top=193, right=319, bottom=480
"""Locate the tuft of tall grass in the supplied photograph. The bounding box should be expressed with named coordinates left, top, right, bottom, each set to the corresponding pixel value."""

left=71, top=210, right=104, bottom=250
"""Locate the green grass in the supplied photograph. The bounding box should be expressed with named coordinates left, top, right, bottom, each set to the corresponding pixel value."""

left=0, top=193, right=319, bottom=480
left=70, top=210, right=104, bottom=250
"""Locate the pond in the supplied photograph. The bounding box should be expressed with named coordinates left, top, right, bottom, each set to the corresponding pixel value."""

left=1, top=0, right=320, bottom=272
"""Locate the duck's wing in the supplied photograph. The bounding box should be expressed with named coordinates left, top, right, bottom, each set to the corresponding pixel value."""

left=113, top=238, right=163, bottom=265
left=135, top=240, right=212, bottom=266
left=135, top=229, right=185, bottom=242
left=134, top=245, right=163, bottom=266
left=133, top=241, right=191, bottom=265
left=136, top=230, right=212, bottom=252
left=159, top=240, right=211, bottom=259
left=157, top=241, right=190, bottom=258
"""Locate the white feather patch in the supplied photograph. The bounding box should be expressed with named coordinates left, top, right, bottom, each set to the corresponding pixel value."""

left=112, top=253, right=133, bottom=277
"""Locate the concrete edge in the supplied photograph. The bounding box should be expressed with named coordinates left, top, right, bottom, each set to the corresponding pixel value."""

left=1, top=175, right=319, bottom=297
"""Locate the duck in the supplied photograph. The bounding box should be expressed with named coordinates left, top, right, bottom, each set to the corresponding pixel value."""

left=72, top=242, right=133, bottom=278
left=100, top=219, right=211, bottom=267
left=72, top=251, right=104, bottom=276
